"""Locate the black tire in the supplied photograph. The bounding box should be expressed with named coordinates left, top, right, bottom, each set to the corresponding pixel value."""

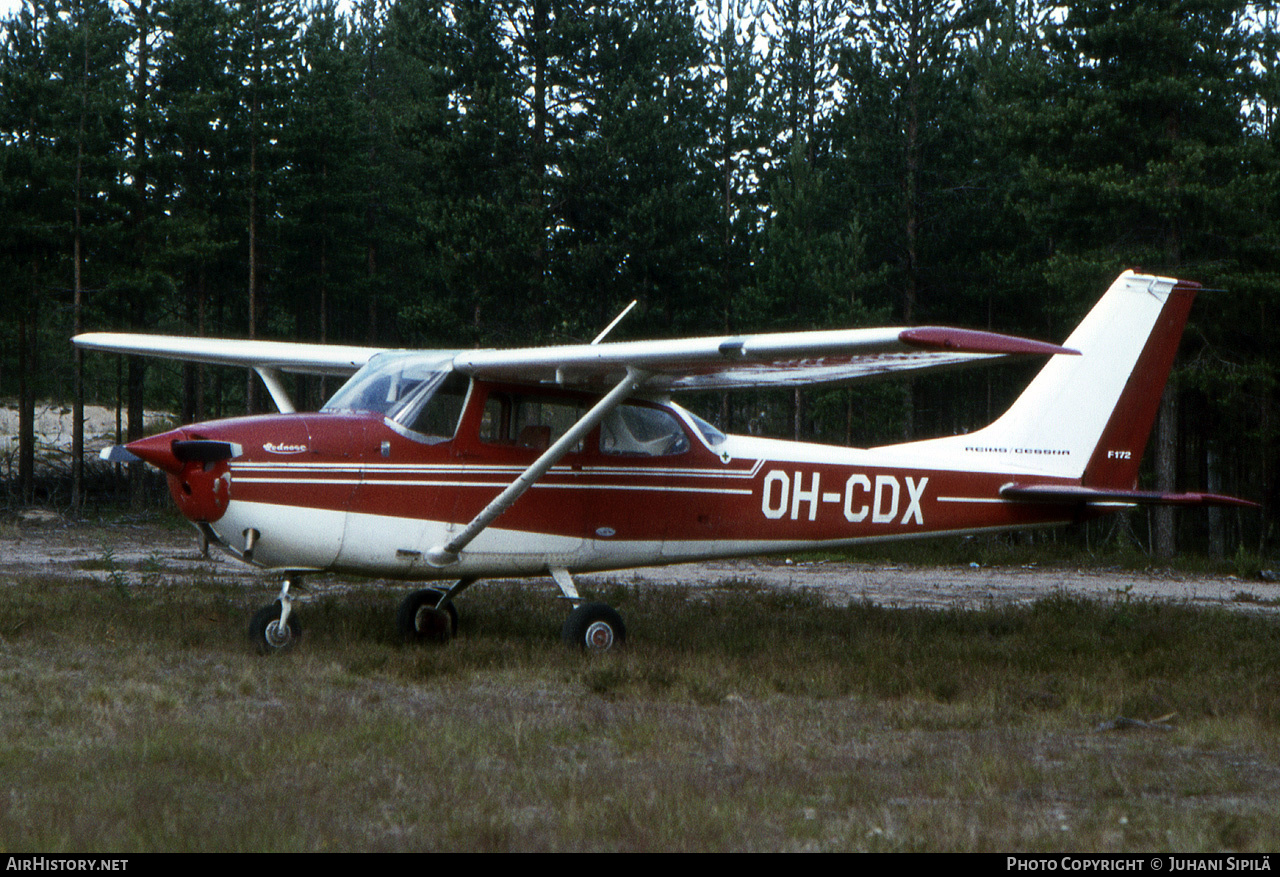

left=561, top=602, right=626, bottom=651
left=397, top=588, right=459, bottom=643
left=249, top=600, right=302, bottom=655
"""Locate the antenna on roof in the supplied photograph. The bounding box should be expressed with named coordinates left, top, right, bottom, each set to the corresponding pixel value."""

left=590, top=300, right=638, bottom=345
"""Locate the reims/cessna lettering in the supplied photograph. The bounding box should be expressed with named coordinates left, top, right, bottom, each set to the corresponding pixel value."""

left=75, top=271, right=1255, bottom=653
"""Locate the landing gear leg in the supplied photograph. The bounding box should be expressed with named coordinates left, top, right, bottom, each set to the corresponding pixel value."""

left=249, top=574, right=303, bottom=654
left=397, top=577, right=475, bottom=643
left=551, top=567, right=626, bottom=651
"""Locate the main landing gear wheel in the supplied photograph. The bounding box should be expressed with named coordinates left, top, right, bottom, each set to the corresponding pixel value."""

left=249, top=600, right=302, bottom=655
left=397, top=588, right=459, bottom=643
left=561, top=602, right=626, bottom=652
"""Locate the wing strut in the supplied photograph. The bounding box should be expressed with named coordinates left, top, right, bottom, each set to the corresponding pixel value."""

left=426, top=367, right=651, bottom=567
left=254, top=366, right=296, bottom=413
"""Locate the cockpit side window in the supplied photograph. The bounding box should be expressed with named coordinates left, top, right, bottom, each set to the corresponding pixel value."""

left=674, top=405, right=727, bottom=448
left=400, top=371, right=470, bottom=441
left=600, top=404, right=689, bottom=457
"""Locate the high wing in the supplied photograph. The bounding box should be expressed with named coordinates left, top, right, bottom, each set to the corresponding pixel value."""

left=455, top=326, right=1077, bottom=393
left=73, top=333, right=400, bottom=413
left=74, top=323, right=1075, bottom=403
left=73, top=333, right=393, bottom=377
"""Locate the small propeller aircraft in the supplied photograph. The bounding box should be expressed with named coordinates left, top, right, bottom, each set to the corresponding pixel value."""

left=74, top=271, right=1253, bottom=653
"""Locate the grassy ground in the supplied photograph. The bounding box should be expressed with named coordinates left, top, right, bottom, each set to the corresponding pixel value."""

left=1, top=563, right=1279, bottom=852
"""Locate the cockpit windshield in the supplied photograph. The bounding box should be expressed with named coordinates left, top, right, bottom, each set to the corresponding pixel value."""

left=322, top=352, right=468, bottom=442
left=672, top=404, right=727, bottom=447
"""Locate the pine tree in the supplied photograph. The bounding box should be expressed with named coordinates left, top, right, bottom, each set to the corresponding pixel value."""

left=282, top=0, right=364, bottom=403
left=228, top=0, right=301, bottom=409
left=546, top=0, right=718, bottom=341
left=1024, top=0, right=1259, bottom=556
left=154, top=0, right=237, bottom=419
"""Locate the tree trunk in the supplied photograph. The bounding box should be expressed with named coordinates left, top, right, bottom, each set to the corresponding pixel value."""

left=1206, top=445, right=1224, bottom=560
left=126, top=0, right=152, bottom=506
left=128, top=352, right=147, bottom=512
left=1153, top=383, right=1178, bottom=558
left=18, top=263, right=37, bottom=504
left=247, top=130, right=260, bottom=413
left=71, top=7, right=89, bottom=511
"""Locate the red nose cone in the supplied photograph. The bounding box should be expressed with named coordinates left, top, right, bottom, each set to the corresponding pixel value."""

left=125, top=430, right=186, bottom=475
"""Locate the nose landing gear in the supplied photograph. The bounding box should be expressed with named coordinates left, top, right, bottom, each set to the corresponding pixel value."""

left=249, top=575, right=303, bottom=654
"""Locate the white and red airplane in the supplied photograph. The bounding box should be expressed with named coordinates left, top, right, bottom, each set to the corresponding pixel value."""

left=74, top=271, right=1253, bottom=653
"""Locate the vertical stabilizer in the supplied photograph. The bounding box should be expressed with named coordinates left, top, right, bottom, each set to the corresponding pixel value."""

left=1078, top=280, right=1197, bottom=488
left=908, top=271, right=1199, bottom=482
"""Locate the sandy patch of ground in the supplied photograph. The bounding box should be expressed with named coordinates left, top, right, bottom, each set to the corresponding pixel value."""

left=614, top=556, right=1280, bottom=612
left=0, top=403, right=173, bottom=476
left=3, top=515, right=1276, bottom=615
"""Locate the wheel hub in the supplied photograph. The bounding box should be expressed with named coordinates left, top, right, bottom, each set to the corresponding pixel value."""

left=414, top=606, right=450, bottom=638
left=584, top=620, right=615, bottom=650
left=264, top=619, right=293, bottom=649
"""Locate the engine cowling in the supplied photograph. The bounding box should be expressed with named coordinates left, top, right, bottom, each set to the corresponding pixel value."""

left=124, top=431, right=240, bottom=523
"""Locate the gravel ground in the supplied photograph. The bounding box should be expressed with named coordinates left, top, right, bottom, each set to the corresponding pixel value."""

left=4, top=512, right=1276, bottom=614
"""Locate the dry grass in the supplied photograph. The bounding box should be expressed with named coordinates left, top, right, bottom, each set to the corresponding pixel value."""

left=1, top=564, right=1279, bottom=852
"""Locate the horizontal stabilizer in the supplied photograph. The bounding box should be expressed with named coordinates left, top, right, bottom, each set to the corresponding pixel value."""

left=1000, top=484, right=1258, bottom=509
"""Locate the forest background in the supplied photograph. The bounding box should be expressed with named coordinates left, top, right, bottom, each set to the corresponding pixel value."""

left=1, top=0, right=1277, bottom=561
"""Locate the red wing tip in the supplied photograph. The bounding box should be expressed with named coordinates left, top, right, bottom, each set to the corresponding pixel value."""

left=899, top=327, right=1079, bottom=357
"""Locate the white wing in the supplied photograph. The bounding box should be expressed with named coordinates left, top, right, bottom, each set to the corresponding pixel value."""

left=74, top=325, right=1074, bottom=396
left=454, top=326, right=1077, bottom=392
left=73, top=333, right=394, bottom=377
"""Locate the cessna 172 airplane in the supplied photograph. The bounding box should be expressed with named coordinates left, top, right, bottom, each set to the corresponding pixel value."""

left=74, top=271, right=1254, bottom=654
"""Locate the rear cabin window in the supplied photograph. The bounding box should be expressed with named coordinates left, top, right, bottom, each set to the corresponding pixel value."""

left=481, top=392, right=586, bottom=452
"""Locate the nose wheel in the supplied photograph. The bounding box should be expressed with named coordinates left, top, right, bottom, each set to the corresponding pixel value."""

left=249, top=575, right=303, bottom=654
left=249, top=599, right=302, bottom=654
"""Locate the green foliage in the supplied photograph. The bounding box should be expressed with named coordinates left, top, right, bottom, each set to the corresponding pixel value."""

left=0, top=0, right=1276, bottom=553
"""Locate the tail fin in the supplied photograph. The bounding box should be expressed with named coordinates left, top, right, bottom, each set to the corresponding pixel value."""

left=1076, top=274, right=1198, bottom=489
left=910, top=271, right=1198, bottom=484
